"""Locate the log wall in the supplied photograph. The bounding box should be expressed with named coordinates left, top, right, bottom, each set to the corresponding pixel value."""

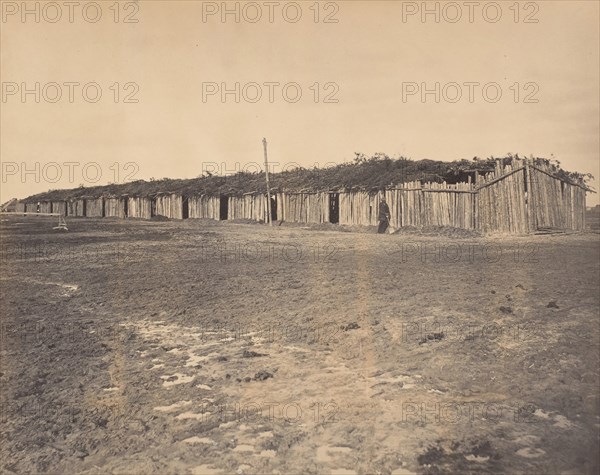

left=104, top=198, right=127, bottom=219
left=278, top=192, right=329, bottom=224
left=529, top=164, right=587, bottom=231
left=51, top=201, right=67, bottom=216
left=155, top=194, right=183, bottom=219
left=339, top=191, right=378, bottom=226
left=228, top=194, right=268, bottom=221
left=338, top=182, right=476, bottom=229
left=86, top=198, right=104, bottom=217
left=68, top=199, right=86, bottom=217
left=127, top=197, right=152, bottom=219
left=477, top=164, right=527, bottom=234
left=39, top=202, right=52, bottom=214
left=188, top=195, right=220, bottom=220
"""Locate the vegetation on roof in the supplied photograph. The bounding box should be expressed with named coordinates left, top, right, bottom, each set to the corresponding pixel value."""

left=20, top=153, right=594, bottom=202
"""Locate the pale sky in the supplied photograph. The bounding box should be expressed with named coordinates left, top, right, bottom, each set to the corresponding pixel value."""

left=1, top=0, right=599, bottom=205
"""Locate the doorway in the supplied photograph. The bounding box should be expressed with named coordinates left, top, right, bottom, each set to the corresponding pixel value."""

left=182, top=197, right=189, bottom=219
left=219, top=195, right=229, bottom=220
left=329, top=193, right=339, bottom=224
left=270, top=195, right=277, bottom=222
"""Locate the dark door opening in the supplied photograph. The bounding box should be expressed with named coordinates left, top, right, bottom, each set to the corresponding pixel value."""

left=329, top=193, right=339, bottom=224
left=270, top=195, right=277, bottom=221
left=182, top=197, right=189, bottom=219
left=219, top=195, right=229, bottom=220
left=82, top=200, right=87, bottom=217
left=123, top=198, right=129, bottom=218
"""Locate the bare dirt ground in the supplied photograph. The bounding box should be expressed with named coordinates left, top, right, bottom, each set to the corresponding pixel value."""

left=1, top=215, right=599, bottom=475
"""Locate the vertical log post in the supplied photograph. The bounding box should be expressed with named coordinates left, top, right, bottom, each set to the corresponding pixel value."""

left=524, top=159, right=533, bottom=233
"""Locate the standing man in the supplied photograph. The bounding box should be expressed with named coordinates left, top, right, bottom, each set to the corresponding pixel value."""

left=378, top=195, right=391, bottom=234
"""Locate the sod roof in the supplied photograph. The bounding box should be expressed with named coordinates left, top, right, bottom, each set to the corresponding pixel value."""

left=19, top=155, right=592, bottom=202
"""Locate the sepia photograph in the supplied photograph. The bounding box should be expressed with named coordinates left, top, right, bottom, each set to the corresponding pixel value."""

left=1, top=1, right=599, bottom=474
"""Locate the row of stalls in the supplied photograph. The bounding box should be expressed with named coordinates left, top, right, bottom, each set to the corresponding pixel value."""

left=17, top=193, right=327, bottom=222
left=16, top=160, right=589, bottom=233
left=16, top=194, right=181, bottom=220
left=19, top=189, right=470, bottom=227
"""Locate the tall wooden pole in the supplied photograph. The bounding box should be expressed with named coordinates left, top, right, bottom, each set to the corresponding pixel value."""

left=263, top=138, right=272, bottom=226
left=524, top=159, right=533, bottom=234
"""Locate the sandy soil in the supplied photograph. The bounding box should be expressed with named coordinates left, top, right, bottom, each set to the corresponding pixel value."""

left=1, top=215, right=599, bottom=475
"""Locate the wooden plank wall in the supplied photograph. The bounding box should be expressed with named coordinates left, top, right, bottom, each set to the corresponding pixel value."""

left=573, top=186, right=587, bottom=230
left=477, top=164, right=527, bottom=234
left=338, top=182, right=476, bottom=229
left=15, top=202, right=26, bottom=213
left=421, top=182, right=476, bottom=229
left=68, top=200, right=86, bottom=217
left=51, top=201, right=67, bottom=215
left=278, top=192, right=329, bottom=224
left=530, top=166, right=561, bottom=229
left=387, top=184, right=423, bottom=227
left=276, top=193, right=287, bottom=221
left=228, top=194, right=267, bottom=221
left=339, top=191, right=379, bottom=226
left=127, top=197, right=152, bottom=219
left=39, top=202, right=52, bottom=214
left=155, top=194, right=183, bottom=219
left=104, top=198, right=127, bottom=218
left=188, top=195, right=220, bottom=220
left=308, top=193, right=329, bottom=223
left=529, top=163, right=587, bottom=231
left=86, top=198, right=104, bottom=217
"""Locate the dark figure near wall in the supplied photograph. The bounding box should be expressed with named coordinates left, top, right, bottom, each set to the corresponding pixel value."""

left=378, top=197, right=390, bottom=234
